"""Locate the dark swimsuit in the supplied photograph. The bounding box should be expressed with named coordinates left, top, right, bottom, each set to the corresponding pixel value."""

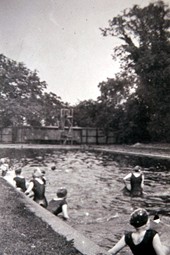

left=125, top=229, right=157, bottom=255
left=14, top=176, right=27, bottom=192
left=47, top=198, right=67, bottom=216
left=130, top=173, right=143, bottom=197
left=31, top=179, right=48, bottom=208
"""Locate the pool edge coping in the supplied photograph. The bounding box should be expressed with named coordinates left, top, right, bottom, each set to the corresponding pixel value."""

left=12, top=183, right=108, bottom=255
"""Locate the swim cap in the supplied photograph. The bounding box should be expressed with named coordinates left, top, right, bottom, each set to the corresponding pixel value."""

left=57, top=188, right=67, bottom=198
left=134, top=165, right=141, bottom=172
left=130, top=208, right=149, bottom=228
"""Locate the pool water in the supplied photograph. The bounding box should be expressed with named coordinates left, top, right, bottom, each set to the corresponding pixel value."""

left=2, top=149, right=170, bottom=253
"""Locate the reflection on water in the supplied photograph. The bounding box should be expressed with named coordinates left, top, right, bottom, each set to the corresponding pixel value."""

left=1, top=148, right=170, bottom=251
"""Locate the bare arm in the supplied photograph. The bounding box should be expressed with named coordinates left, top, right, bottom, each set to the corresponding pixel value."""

left=153, top=233, right=166, bottom=255
left=123, top=173, right=132, bottom=181
left=62, top=204, right=69, bottom=219
left=123, top=173, right=132, bottom=189
left=141, top=173, right=144, bottom=189
left=25, top=181, right=34, bottom=194
left=108, top=235, right=126, bottom=254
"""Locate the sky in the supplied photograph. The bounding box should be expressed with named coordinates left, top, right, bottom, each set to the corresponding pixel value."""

left=0, top=0, right=156, bottom=104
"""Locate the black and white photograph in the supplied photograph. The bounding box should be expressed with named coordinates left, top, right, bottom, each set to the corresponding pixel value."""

left=0, top=0, right=170, bottom=254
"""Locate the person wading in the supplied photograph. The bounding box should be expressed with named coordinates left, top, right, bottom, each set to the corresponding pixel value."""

left=123, top=165, right=144, bottom=197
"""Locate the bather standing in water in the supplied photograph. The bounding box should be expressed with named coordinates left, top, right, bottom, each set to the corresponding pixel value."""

left=14, top=168, right=27, bottom=192
left=0, top=158, right=10, bottom=177
left=123, top=165, right=144, bottom=197
left=25, top=168, right=48, bottom=208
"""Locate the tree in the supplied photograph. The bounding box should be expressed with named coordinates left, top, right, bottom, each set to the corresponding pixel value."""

left=116, top=96, right=150, bottom=143
left=0, top=54, right=47, bottom=126
left=40, top=92, right=65, bottom=126
left=73, top=100, right=98, bottom=127
left=101, top=1, right=170, bottom=142
left=0, top=54, right=66, bottom=127
left=96, top=75, right=130, bottom=142
left=96, top=74, right=150, bottom=144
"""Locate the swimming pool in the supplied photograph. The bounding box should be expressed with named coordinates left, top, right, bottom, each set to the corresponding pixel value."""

left=2, top=148, right=170, bottom=253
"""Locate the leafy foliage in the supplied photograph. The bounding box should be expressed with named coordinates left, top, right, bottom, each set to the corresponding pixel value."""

left=96, top=74, right=150, bottom=144
left=73, top=100, right=98, bottom=127
left=0, top=54, right=64, bottom=127
left=40, top=92, right=65, bottom=126
left=100, top=1, right=170, bottom=142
